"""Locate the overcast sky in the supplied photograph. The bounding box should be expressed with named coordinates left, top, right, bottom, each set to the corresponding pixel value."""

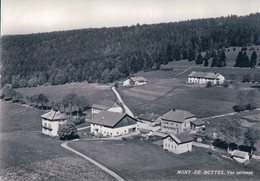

left=2, top=0, right=260, bottom=35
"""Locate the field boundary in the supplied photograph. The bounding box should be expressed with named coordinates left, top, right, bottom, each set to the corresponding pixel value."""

left=61, top=140, right=125, bottom=181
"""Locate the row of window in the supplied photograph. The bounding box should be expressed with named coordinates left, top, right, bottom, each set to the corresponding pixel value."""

left=43, top=122, right=52, bottom=129
left=165, top=143, right=177, bottom=149
left=163, top=126, right=179, bottom=132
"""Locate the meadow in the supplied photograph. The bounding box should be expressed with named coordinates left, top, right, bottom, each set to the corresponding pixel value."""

left=16, top=81, right=116, bottom=106
left=70, top=138, right=260, bottom=181
left=0, top=101, right=115, bottom=181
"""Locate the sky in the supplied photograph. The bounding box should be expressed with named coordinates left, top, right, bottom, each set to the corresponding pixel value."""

left=1, top=0, right=260, bottom=35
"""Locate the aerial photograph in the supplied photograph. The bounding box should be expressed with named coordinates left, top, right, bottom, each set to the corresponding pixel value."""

left=1, top=0, right=260, bottom=180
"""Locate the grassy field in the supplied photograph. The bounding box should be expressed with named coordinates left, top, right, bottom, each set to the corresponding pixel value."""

left=16, top=81, right=116, bottom=106
left=118, top=70, right=260, bottom=118
left=70, top=138, right=260, bottom=181
left=0, top=100, right=115, bottom=181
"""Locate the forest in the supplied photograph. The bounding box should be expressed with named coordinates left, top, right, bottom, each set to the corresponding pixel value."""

left=1, top=13, right=260, bottom=87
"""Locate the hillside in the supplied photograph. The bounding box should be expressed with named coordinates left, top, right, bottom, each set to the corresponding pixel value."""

left=1, top=13, right=260, bottom=87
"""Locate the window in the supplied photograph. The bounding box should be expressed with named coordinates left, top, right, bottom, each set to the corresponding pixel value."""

left=117, top=132, right=119, bottom=134
left=165, top=144, right=167, bottom=147
left=171, top=145, right=173, bottom=148
left=175, top=146, right=176, bottom=149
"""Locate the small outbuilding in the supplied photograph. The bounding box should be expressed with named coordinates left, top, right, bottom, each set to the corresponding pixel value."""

left=163, top=133, right=193, bottom=154
left=231, top=150, right=250, bottom=163
left=41, top=110, right=67, bottom=137
left=190, top=119, right=206, bottom=132
left=123, top=77, right=148, bottom=86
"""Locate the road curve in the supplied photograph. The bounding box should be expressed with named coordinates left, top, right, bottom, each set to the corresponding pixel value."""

left=112, top=86, right=134, bottom=117
left=61, top=141, right=125, bottom=181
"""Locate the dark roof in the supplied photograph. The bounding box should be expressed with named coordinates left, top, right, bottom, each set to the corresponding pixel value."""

left=139, top=128, right=152, bottom=133
left=165, top=133, right=193, bottom=144
left=190, top=119, right=205, bottom=126
left=41, top=110, right=67, bottom=121
left=162, top=109, right=195, bottom=123
left=188, top=71, right=222, bottom=79
left=89, top=111, right=134, bottom=127
left=130, top=77, right=148, bottom=82
left=91, top=100, right=118, bottom=110
left=138, top=113, right=160, bottom=122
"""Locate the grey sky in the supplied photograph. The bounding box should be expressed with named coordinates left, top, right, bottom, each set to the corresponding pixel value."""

left=2, top=0, right=260, bottom=35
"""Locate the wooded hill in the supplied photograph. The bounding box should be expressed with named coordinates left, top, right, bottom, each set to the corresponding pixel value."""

left=1, top=13, right=260, bottom=87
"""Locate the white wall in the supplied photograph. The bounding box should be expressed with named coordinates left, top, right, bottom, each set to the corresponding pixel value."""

left=42, top=119, right=66, bottom=136
left=163, top=137, right=192, bottom=154
left=91, top=123, right=137, bottom=137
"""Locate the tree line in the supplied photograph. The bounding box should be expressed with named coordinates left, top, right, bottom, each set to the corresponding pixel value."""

left=1, top=13, right=260, bottom=87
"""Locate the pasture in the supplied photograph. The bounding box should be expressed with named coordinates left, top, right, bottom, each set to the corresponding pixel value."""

left=0, top=101, right=115, bottom=181
left=70, top=138, right=260, bottom=181
left=16, top=81, right=116, bottom=105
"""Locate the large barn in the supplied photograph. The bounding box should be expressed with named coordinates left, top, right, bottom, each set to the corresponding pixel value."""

left=89, top=111, right=137, bottom=137
left=188, top=71, right=225, bottom=84
left=41, top=110, right=67, bottom=137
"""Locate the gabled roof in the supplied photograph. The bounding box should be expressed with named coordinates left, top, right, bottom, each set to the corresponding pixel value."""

left=130, top=77, right=148, bottom=82
left=232, top=150, right=249, bottom=158
left=165, top=133, right=193, bottom=144
left=190, top=119, right=205, bottom=126
left=188, top=71, right=222, bottom=79
left=41, top=110, right=67, bottom=121
left=162, top=109, right=196, bottom=123
left=89, top=111, right=135, bottom=128
left=91, top=100, right=118, bottom=110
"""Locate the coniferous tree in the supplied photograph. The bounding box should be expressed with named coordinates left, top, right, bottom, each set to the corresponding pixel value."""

left=249, top=50, right=257, bottom=68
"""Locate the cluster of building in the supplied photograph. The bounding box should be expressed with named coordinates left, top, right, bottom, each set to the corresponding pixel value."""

left=41, top=72, right=232, bottom=156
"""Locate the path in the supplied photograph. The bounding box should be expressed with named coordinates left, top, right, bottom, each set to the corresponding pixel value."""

left=77, top=126, right=90, bottom=131
left=176, top=67, right=191, bottom=77
left=61, top=140, right=125, bottom=181
left=200, top=107, right=260, bottom=120
left=112, top=86, right=134, bottom=117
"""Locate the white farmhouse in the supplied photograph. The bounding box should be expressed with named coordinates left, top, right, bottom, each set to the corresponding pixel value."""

left=161, top=109, right=197, bottom=133
left=90, top=111, right=137, bottom=137
left=163, top=133, right=193, bottom=154
left=41, top=110, right=67, bottom=137
left=91, top=100, right=123, bottom=117
left=188, top=71, right=225, bottom=84
left=123, top=77, right=148, bottom=86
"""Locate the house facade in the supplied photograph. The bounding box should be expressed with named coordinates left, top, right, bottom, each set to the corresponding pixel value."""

left=41, top=110, right=67, bottom=137
left=188, top=71, right=225, bottom=84
left=123, top=77, right=148, bottom=86
left=91, top=100, right=123, bottom=117
left=90, top=111, right=137, bottom=137
left=161, top=109, right=197, bottom=133
left=163, top=133, right=193, bottom=154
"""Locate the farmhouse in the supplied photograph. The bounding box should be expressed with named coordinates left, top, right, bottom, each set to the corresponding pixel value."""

left=190, top=119, right=206, bottom=132
left=41, top=110, right=67, bottom=137
left=188, top=71, right=225, bottom=84
left=91, top=100, right=123, bottom=117
left=163, top=133, right=193, bottom=154
left=89, top=111, right=137, bottom=137
left=231, top=150, right=250, bottom=163
left=161, top=109, right=197, bottom=133
left=123, top=77, right=148, bottom=86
